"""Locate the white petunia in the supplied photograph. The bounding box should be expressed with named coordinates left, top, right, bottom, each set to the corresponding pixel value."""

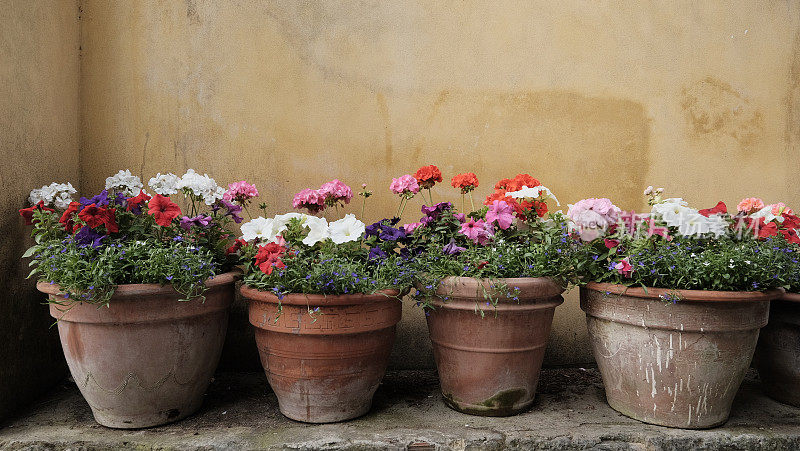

left=301, top=216, right=330, bottom=246
left=505, top=185, right=560, bottom=206
left=328, top=214, right=366, bottom=244
left=105, top=170, right=143, bottom=196
left=148, top=173, right=180, bottom=195
left=749, top=205, right=784, bottom=224
left=240, top=217, right=276, bottom=242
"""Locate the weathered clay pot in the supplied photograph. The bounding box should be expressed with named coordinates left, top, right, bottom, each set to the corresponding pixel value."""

left=242, top=287, right=402, bottom=423
left=755, top=292, right=800, bottom=407
left=38, top=272, right=238, bottom=429
left=425, top=276, right=564, bottom=416
left=581, top=282, right=777, bottom=429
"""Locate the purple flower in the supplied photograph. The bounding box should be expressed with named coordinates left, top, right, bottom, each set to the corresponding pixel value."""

left=74, top=227, right=105, bottom=248
left=220, top=199, right=243, bottom=223
left=79, top=190, right=110, bottom=207
left=443, top=239, right=466, bottom=255
left=368, top=246, right=387, bottom=261
left=179, top=215, right=213, bottom=230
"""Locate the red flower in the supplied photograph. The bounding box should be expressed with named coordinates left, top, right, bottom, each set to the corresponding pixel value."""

left=485, top=174, right=543, bottom=218
left=59, top=201, right=82, bottom=233
left=226, top=238, right=247, bottom=255
left=255, top=243, right=286, bottom=275
left=126, top=189, right=152, bottom=213
left=698, top=201, right=727, bottom=217
left=78, top=204, right=118, bottom=233
left=604, top=238, right=620, bottom=249
left=148, top=194, right=181, bottom=227
left=451, top=173, right=479, bottom=193
left=19, top=201, right=55, bottom=225
left=414, top=165, right=443, bottom=189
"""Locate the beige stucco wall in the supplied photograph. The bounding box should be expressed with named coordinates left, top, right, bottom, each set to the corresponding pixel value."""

left=77, top=1, right=800, bottom=368
left=0, top=1, right=79, bottom=419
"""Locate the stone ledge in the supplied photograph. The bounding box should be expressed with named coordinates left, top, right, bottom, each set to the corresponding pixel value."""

left=1, top=369, right=799, bottom=450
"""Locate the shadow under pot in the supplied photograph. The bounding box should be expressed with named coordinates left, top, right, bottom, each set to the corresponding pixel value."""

left=581, top=282, right=778, bottom=429
left=755, top=292, right=800, bottom=407
left=241, top=286, right=402, bottom=423
left=38, top=272, right=238, bottom=429
left=424, top=276, right=565, bottom=416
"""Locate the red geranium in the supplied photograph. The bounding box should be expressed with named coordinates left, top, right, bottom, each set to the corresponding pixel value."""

left=255, top=242, right=286, bottom=275
left=699, top=201, right=727, bottom=217
left=78, top=204, right=119, bottom=233
left=451, top=172, right=479, bottom=193
left=19, top=201, right=55, bottom=225
left=484, top=174, right=546, bottom=219
left=148, top=194, right=181, bottom=227
left=414, top=165, right=443, bottom=189
left=127, top=189, right=152, bottom=213
left=59, top=201, right=82, bottom=233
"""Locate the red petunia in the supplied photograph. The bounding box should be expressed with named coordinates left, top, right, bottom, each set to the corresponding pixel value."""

left=78, top=204, right=118, bottom=233
left=126, top=189, right=152, bottom=213
left=414, top=165, right=443, bottom=189
left=59, top=201, right=82, bottom=233
left=226, top=238, right=247, bottom=255
left=698, top=201, right=728, bottom=218
left=451, top=173, right=479, bottom=193
left=19, top=201, right=55, bottom=225
left=255, top=243, right=286, bottom=275
left=148, top=194, right=181, bottom=227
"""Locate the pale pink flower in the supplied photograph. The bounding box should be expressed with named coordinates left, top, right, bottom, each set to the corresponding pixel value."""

left=567, top=198, right=622, bottom=241
left=485, top=200, right=515, bottom=230
left=223, top=180, right=259, bottom=204
left=737, top=197, right=765, bottom=214
left=390, top=175, right=420, bottom=195
left=770, top=202, right=793, bottom=216
left=459, top=218, right=493, bottom=245
left=402, top=222, right=423, bottom=234
left=292, top=188, right=325, bottom=214
left=319, top=179, right=353, bottom=205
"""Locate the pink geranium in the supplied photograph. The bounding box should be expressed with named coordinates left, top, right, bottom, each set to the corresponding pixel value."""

left=737, top=197, right=765, bottom=214
left=292, top=188, right=325, bottom=214
left=223, top=181, right=259, bottom=204
left=485, top=200, right=515, bottom=230
left=390, top=175, right=420, bottom=195
left=319, top=179, right=353, bottom=205
left=459, top=218, right=493, bottom=245
left=567, top=198, right=622, bottom=241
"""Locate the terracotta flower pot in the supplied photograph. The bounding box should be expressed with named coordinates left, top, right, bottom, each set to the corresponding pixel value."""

left=755, top=292, right=800, bottom=407
left=425, top=276, right=565, bottom=416
left=581, top=282, right=778, bottom=429
left=38, top=272, right=238, bottom=429
left=241, top=286, right=402, bottom=423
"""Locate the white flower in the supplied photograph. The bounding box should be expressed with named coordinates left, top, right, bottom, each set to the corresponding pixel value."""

left=240, top=217, right=276, bottom=242
left=301, top=216, right=330, bottom=246
left=750, top=205, right=784, bottom=223
left=328, top=214, right=365, bottom=244
left=651, top=200, right=693, bottom=228
left=176, top=169, right=221, bottom=204
left=105, top=170, right=143, bottom=196
left=28, top=182, right=77, bottom=209
left=643, top=186, right=654, bottom=195
left=148, top=173, right=180, bottom=195
left=505, top=185, right=560, bottom=205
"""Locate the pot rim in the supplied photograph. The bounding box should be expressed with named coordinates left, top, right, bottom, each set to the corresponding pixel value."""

left=781, top=291, right=800, bottom=303
left=37, top=270, right=241, bottom=298
left=584, top=281, right=782, bottom=302
left=240, top=285, right=401, bottom=306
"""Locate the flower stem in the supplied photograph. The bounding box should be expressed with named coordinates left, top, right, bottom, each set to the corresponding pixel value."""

left=468, top=192, right=475, bottom=212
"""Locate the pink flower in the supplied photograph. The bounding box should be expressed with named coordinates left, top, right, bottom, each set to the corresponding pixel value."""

left=459, top=218, right=493, bottom=245
left=402, top=222, right=423, bottom=234
left=770, top=202, right=794, bottom=216
left=567, top=198, right=622, bottom=242
left=485, top=200, right=515, bottom=230
left=390, top=175, right=420, bottom=195
left=737, top=197, right=765, bottom=214
left=614, top=258, right=633, bottom=278
left=223, top=181, right=259, bottom=204
left=292, top=188, right=325, bottom=214
left=319, top=179, right=353, bottom=205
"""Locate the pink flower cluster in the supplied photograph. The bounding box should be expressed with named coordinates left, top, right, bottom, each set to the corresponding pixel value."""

left=293, top=179, right=354, bottom=214
left=459, top=218, right=494, bottom=245
left=567, top=198, right=622, bottom=241
left=223, top=181, right=259, bottom=204
left=390, top=175, right=420, bottom=195
left=485, top=200, right=515, bottom=230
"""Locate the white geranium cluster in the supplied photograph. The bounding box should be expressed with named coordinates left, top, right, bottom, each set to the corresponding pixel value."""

left=651, top=198, right=728, bottom=238
left=241, top=213, right=365, bottom=246
left=147, top=172, right=181, bottom=195
left=28, top=182, right=77, bottom=209
left=105, top=170, right=143, bottom=196
left=176, top=169, right=225, bottom=205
